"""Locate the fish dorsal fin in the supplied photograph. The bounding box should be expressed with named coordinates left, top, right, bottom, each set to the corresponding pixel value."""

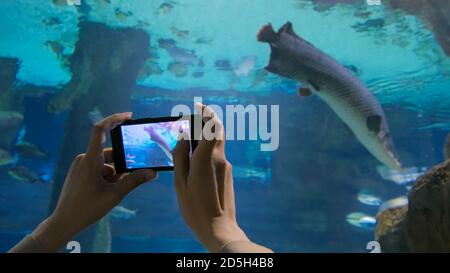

left=367, top=115, right=382, bottom=133
left=280, top=22, right=300, bottom=39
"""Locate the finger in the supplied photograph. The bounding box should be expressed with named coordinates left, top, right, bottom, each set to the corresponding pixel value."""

left=115, top=169, right=157, bottom=197
left=103, top=147, right=114, bottom=164
left=223, top=162, right=236, bottom=216
left=190, top=144, right=223, bottom=215
left=172, top=134, right=190, bottom=190
left=101, top=164, right=121, bottom=183
left=86, top=112, right=132, bottom=159
left=213, top=157, right=227, bottom=211
left=193, top=104, right=224, bottom=160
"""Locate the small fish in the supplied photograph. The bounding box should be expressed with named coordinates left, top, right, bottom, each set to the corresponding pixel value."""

left=234, top=56, right=256, bottom=77
left=346, top=212, right=376, bottom=230
left=376, top=165, right=426, bottom=185
left=194, top=37, right=211, bottom=44
left=445, top=134, right=450, bottom=160
left=257, top=22, right=402, bottom=170
left=42, top=17, right=62, bottom=26
left=8, top=166, right=47, bottom=184
left=168, top=62, right=188, bottom=77
left=354, top=10, right=372, bottom=19
left=344, top=64, right=361, bottom=76
left=110, top=205, right=137, bottom=220
left=357, top=189, right=382, bottom=206
left=136, top=19, right=151, bottom=28
left=138, top=63, right=163, bottom=80
left=418, top=122, right=450, bottom=131
left=44, top=40, right=65, bottom=60
left=352, top=18, right=385, bottom=32
left=170, top=27, right=189, bottom=39
left=192, top=71, right=204, bottom=78
left=0, top=148, right=14, bottom=166
left=156, top=2, right=174, bottom=16
left=215, top=59, right=232, bottom=71
left=378, top=196, right=408, bottom=214
left=158, top=38, right=177, bottom=49
left=251, top=69, right=269, bottom=87
left=115, top=8, right=133, bottom=21
left=232, top=166, right=271, bottom=182
left=0, top=111, right=24, bottom=128
left=158, top=39, right=202, bottom=66
left=88, top=107, right=104, bottom=125
left=14, top=142, right=50, bottom=161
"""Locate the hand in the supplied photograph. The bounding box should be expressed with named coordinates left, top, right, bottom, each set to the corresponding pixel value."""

left=32, top=112, right=157, bottom=252
left=172, top=104, right=250, bottom=252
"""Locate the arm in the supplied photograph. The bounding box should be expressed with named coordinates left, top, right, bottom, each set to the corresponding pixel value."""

left=9, top=112, right=157, bottom=253
left=172, top=103, right=273, bottom=253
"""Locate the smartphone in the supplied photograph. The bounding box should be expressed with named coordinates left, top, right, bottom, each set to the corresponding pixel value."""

left=110, top=115, right=201, bottom=172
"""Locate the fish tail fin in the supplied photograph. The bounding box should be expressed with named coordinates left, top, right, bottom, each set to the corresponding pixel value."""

left=257, top=24, right=277, bottom=43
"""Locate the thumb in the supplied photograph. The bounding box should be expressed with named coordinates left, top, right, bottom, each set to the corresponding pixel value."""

left=115, top=169, right=157, bottom=197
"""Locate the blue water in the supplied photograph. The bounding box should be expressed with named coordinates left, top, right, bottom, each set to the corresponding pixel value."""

left=0, top=0, right=449, bottom=253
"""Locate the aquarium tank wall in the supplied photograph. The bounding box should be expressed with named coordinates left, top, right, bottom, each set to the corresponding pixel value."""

left=0, top=0, right=450, bottom=253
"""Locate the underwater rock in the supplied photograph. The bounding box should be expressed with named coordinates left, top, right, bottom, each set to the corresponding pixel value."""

left=445, top=134, right=450, bottom=160
left=375, top=158, right=450, bottom=252
left=388, top=0, right=450, bottom=56
left=375, top=206, right=410, bottom=253
left=0, top=57, right=19, bottom=91
left=48, top=22, right=149, bottom=113
left=0, top=57, right=24, bottom=150
left=49, top=21, right=149, bottom=252
left=405, top=159, right=450, bottom=252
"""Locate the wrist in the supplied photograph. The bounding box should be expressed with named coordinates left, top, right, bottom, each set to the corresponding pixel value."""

left=31, top=214, right=79, bottom=252
left=208, top=223, right=250, bottom=252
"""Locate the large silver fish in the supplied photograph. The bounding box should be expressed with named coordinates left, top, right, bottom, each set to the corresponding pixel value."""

left=257, top=22, right=402, bottom=170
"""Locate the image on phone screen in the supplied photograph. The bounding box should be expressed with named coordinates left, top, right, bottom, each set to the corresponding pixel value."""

left=120, top=119, right=190, bottom=169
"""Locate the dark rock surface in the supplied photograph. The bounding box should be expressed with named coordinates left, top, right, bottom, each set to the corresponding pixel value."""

left=375, top=155, right=450, bottom=252
left=405, top=159, right=450, bottom=252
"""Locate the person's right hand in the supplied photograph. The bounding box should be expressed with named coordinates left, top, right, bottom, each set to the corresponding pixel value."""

left=172, top=104, right=253, bottom=252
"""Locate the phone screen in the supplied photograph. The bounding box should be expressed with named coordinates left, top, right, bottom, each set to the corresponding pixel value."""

left=120, top=119, right=190, bottom=169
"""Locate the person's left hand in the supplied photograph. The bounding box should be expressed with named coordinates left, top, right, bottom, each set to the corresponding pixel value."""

left=32, top=112, right=157, bottom=252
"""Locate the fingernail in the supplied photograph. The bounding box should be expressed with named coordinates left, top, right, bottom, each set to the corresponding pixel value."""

left=124, top=112, right=133, bottom=119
